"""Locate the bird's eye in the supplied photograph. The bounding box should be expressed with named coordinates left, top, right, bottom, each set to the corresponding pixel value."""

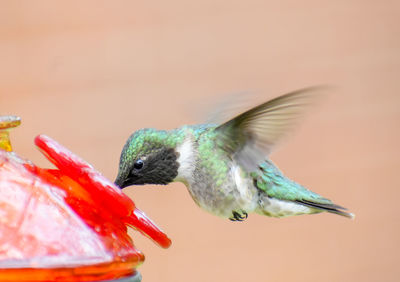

left=133, top=159, right=144, bottom=170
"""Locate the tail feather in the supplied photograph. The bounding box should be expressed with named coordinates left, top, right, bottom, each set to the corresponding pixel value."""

left=296, top=199, right=355, bottom=219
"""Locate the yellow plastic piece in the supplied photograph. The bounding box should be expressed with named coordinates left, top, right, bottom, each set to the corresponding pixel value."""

left=0, top=116, right=21, bottom=152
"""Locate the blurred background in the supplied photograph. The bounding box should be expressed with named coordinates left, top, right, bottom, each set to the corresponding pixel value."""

left=1, top=1, right=399, bottom=281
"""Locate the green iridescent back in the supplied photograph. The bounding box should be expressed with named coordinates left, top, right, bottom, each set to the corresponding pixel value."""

left=251, top=161, right=332, bottom=204
left=193, top=125, right=233, bottom=188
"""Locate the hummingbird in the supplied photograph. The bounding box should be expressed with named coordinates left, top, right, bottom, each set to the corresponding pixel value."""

left=115, top=88, right=354, bottom=221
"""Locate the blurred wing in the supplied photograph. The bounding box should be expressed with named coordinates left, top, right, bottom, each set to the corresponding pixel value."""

left=204, top=91, right=257, bottom=125
left=215, top=86, right=324, bottom=171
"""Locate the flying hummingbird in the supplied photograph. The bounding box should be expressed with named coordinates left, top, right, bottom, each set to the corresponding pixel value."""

left=115, top=88, right=354, bottom=221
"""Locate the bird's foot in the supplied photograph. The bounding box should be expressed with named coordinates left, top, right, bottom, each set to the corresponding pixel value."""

left=229, top=210, right=248, bottom=222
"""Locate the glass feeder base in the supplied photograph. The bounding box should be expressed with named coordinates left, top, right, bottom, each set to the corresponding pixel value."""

left=102, top=272, right=142, bottom=282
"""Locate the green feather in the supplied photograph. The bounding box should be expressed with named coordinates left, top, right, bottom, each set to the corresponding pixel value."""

left=253, top=161, right=354, bottom=218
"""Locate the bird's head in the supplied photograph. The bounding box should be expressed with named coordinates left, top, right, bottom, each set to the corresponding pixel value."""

left=115, top=129, right=180, bottom=188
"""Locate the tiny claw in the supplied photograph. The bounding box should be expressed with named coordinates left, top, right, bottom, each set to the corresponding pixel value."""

left=230, top=211, right=247, bottom=222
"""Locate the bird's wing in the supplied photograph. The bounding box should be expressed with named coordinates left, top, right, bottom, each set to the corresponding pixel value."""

left=214, top=86, right=322, bottom=171
left=253, top=161, right=354, bottom=218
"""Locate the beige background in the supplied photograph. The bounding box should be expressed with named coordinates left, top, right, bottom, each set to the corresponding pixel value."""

left=1, top=1, right=399, bottom=281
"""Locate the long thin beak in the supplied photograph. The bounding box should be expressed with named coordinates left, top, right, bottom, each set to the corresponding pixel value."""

left=114, top=176, right=127, bottom=189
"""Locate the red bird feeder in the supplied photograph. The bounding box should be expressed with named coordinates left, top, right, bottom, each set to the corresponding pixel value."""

left=0, top=116, right=171, bottom=282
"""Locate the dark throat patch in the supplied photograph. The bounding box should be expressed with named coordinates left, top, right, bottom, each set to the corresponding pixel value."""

left=129, top=147, right=180, bottom=185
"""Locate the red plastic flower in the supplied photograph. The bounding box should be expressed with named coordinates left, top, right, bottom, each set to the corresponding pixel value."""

left=0, top=116, right=171, bottom=281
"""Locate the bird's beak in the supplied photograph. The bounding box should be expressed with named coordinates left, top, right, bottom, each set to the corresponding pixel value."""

left=114, top=176, right=127, bottom=189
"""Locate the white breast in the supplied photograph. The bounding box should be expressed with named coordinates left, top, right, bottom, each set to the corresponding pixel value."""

left=174, top=135, right=196, bottom=183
